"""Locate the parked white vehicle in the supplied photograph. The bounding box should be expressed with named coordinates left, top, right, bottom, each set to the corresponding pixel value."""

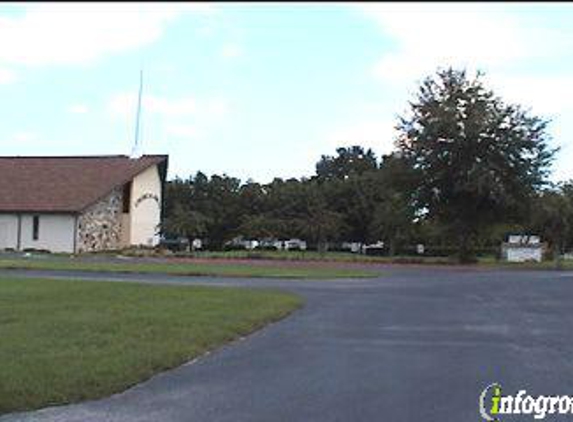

left=341, top=242, right=362, bottom=253
left=342, top=241, right=385, bottom=254
left=284, top=239, right=307, bottom=251
left=226, top=237, right=259, bottom=250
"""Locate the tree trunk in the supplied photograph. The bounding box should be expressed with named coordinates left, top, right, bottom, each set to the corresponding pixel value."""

left=317, top=229, right=327, bottom=257
left=318, top=241, right=327, bottom=257
left=457, top=231, right=475, bottom=264
left=554, top=239, right=563, bottom=270
left=388, top=239, right=396, bottom=257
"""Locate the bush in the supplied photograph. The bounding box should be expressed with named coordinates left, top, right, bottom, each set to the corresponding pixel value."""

left=222, top=244, right=249, bottom=252
left=22, top=248, right=51, bottom=254
left=256, top=245, right=281, bottom=251
left=364, top=247, right=385, bottom=256
left=118, top=246, right=167, bottom=258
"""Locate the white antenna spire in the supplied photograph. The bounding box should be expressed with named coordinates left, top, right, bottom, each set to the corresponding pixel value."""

left=131, top=68, right=144, bottom=159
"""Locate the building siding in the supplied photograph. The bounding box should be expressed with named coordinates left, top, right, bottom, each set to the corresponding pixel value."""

left=0, top=215, right=19, bottom=250
left=128, top=165, right=162, bottom=246
left=20, top=214, right=76, bottom=253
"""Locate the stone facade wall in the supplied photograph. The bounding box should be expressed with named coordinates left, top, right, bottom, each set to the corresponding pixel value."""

left=77, top=188, right=123, bottom=252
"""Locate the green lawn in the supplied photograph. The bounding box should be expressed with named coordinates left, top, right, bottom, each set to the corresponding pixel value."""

left=0, top=258, right=379, bottom=279
left=0, top=277, right=302, bottom=414
left=172, top=250, right=572, bottom=269
left=171, top=249, right=466, bottom=264
left=178, top=249, right=423, bottom=262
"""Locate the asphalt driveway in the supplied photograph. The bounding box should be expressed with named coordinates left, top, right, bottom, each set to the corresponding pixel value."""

left=2, top=267, right=573, bottom=421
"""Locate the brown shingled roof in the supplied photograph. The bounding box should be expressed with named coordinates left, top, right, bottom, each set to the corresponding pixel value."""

left=0, top=155, right=168, bottom=213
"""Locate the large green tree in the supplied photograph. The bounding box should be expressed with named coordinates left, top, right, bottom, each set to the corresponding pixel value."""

left=528, top=182, right=573, bottom=264
left=369, top=191, right=414, bottom=256
left=162, top=205, right=210, bottom=246
left=162, top=172, right=244, bottom=250
left=396, top=67, right=556, bottom=262
left=297, top=180, right=345, bottom=254
left=315, top=145, right=378, bottom=180
left=313, top=149, right=418, bottom=249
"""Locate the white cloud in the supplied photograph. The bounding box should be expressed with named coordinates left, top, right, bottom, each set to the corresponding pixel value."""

left=487, top=74, right=573, bottom=116
left=358, top=3, right=532, bottom=85
left=0, top=67, right=16, bottom=84
left=68, top=104, right=89, bottom=114
left=203, top=97, right=229, bottom=117
left=197, top=24, right=215, bottom=37
left=148, top=97, right=197, bottom=116
left=221, top=43, right=243, bottom=59
left=108, top=93, right=136, bottom=117
left=0, top=3, right=214, bottom=67
left=107, top=92, right=229, bottom=149
left=166, top=124, right=196, bottom=138
left=108, top=93, right=197, bottom=118
left=108, top=92, right=231, bottom=120
left=352, top=2, right=573, bottom=93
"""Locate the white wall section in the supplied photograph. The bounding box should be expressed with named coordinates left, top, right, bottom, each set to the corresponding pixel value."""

left=0, top=215, right=18, bottom=250
left=19, top=214, right=76, bottom=253
left=128, top=164, right=162, bottom=246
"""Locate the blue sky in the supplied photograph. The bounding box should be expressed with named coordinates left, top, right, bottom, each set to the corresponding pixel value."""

left=1, top=2, right=573, bottom=183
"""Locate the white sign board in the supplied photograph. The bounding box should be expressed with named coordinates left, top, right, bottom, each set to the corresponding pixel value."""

left=507, top=247, right=542, bottom=263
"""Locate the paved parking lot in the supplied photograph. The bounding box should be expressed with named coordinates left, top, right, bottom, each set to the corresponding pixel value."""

left=2, top=267, right=573, bottom=421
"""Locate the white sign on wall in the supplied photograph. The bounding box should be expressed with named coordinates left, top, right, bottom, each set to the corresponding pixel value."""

left=134, top=193, right=160, bottom=208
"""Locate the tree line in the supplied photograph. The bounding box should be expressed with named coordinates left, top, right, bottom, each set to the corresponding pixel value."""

left=162, top=68, right=572, bottom=262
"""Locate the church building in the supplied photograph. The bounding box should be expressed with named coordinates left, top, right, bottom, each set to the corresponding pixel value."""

left=0, top=155, right=168, bottom=253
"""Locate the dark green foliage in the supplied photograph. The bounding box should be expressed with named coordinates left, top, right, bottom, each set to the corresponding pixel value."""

left=162, top=149, right=418, bottom=253
left=527, top=182, right=573, bottom=261
left=369, top=191, right=414, bottom=256
left=162, top=68, right=560, bottom=259
left=162, top=172, right=243, bottom=249
left=297, top=180, right=346, bottom=253
left=315, top=145, right=378, bottom=180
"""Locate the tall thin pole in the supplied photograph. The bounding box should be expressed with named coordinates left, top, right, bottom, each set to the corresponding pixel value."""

left=131, top=68, right=144, bottom=158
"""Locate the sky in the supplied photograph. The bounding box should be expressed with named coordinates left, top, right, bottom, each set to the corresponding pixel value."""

left=1, top=2, right=573, bottom=183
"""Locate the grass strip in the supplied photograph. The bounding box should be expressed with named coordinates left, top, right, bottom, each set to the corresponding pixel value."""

left=0, top=277, right=302, bottom=414
left=0, top=258, right=379, bottom=279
